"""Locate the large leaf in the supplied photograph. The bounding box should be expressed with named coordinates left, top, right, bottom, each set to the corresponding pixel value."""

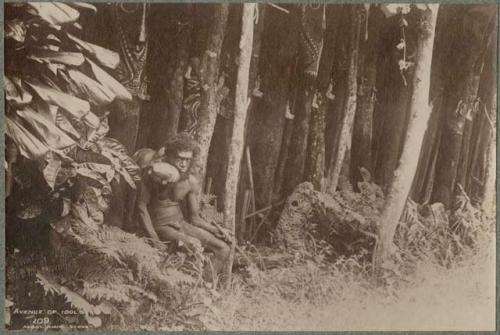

left=87, top=59, right=132, bottom=102
left=5, top=116, right=49, bottom=160
left=98, top=137, right=140, bottom=182
left=28, top=49, right=85, bottom=66
left=53, top=106, right=82, bottom=139
left=43, top=151, right=62, bottom=190
left=28, top=2, right=80, bottom=26
left=17, top=107, right=76, bottom=150
left=36, top=271, right=111, bottom=316
left=5, top=76, right=32, bottom=108
left=25, top=81, right=90, bottom=119
left=65, top=69, right=116, bottom=105
left=5, top=19, right=26, bottom=43
left=67, top=33, right=120, bottom=69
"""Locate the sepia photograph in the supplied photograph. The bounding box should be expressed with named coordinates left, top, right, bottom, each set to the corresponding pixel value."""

left=4, top=2, right=497, bottom=331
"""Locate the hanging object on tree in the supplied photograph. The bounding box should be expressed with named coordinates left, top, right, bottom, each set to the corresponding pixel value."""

left=111, top=3, right=150, bottom=100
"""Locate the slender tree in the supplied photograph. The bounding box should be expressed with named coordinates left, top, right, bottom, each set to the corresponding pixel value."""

left=191, top=4, right=229, bottom=184
left=223, top=3, right=255, bottom=285
left=374, top=4, right=439, bottom=273
left=351, top=5, right=383, bottom=185
left=326, top=5, right=363, bottom=195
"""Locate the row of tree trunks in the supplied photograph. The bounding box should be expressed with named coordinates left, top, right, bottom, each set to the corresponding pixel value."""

left=247, top=5, right=298, bottom=209
left=191, top=4, right=229, bottom=184
left=375, top=5, right=439, bottom=274
left=431, top=5, right=496, bottom=207
left=350, top=5, right=384, bottom=185
left=326, top=5, right=363, bottom=194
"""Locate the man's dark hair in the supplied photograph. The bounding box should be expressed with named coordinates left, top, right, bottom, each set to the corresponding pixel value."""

left=164, top=132, right=198, bottom=158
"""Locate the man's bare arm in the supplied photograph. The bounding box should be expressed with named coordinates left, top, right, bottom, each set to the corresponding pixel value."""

left=136, top=179, right=160, bottom=241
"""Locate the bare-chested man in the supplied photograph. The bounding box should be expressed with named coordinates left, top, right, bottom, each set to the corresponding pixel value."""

left=135, top=133, right=230, bottom=273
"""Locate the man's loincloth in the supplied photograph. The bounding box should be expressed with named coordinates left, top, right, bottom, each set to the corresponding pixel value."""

left=150, top=198, right=186, bottom=230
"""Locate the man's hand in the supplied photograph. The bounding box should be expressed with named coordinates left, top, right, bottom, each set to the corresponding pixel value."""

left=213, top=226, right=234, bottom=244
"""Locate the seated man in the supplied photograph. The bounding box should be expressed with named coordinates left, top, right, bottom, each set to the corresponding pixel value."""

left=135, top=133, right=230, bottom=275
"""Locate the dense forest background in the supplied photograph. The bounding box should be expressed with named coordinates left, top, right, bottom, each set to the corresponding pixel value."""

left=81, top=3, right=496, bottom=236
left=4, top=3, right=497, bottom=331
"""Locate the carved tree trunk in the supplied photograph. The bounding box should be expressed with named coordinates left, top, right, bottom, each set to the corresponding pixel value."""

left=191, top=4, right=229, bottom=184
left=326, top=6, right=362, bottom=195
left=432, top=5, right=495, bottom=207
left=351, top=5, right=383, bottom=185
left=223, top=3, right=255, bottom=285
left=374, top=5, right=438, bottom=273
left=248, top=5, right=298, bottom=208
left=304, top=5, right=344, bottom=191
left=283, top=4, right=325, bottom=195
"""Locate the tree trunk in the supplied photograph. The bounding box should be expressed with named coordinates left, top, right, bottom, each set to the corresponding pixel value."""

left=479, top=23, right=497, bottom=213
left=326, top=6, right=362, bottom=195
left=223, top=3, right=255, bottom=286
left=304, top=5, right=344, bottom=191
left=410, top=7, right=450, bottom=202
left=304, top=93, right=326, bottom=190
left=374, top=5, right=438, bottom=273
left=482, top=97, right=496, bottom=214
left=191, top=4, right=229, bottom=184
left=374, top=10, right=420, bottom=190
left=351, top=5, right=383, bottom=185
left=247, top=5, right=298, bottom=209
left=432, top=5, right=495, bottom=207
left=284, top=5, right=326, bottom=195
left=273, top=99, right=296, bottom=200
left=150, top=5, right=193, bottom=147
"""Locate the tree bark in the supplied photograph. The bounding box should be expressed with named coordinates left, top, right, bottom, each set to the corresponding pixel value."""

left=482, top=97, right=496, bottom=214
left=374, top=11, right=419, bottom=190
left=374, top=5, right=438, bottom=273
left=304, top=5, right=344, bottom=191
left=351, top=5, right=383, bottom=185
left=191, top=4, right=229, bottom=184
left=223, top=3, right=255, bottom=286
left=326, top=6, right=362, bottom=195
left=410, top=7, right=450, bottom=202
left=273, top=99, right=296, bottom=200
left=284, top=5, right=325, bottom=195
left=150, top=5, right=193, bottom=147
left=304, top=93, right=326, bottom=190
left=432, top=5, right=495, bottom=207
left=247, top=5, right=298, bottom=208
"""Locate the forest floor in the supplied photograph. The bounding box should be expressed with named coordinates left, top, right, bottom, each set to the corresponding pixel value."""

left=210, top=234, right=495, bottom=331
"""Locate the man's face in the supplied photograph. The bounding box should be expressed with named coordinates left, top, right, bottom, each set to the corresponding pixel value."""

left=172, top=150, right=193, bottom=174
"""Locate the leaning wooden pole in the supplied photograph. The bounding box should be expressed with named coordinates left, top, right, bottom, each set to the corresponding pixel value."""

left=373, top=4, right=439, bottom=275
left=223, top=3, right=255, bottom=287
